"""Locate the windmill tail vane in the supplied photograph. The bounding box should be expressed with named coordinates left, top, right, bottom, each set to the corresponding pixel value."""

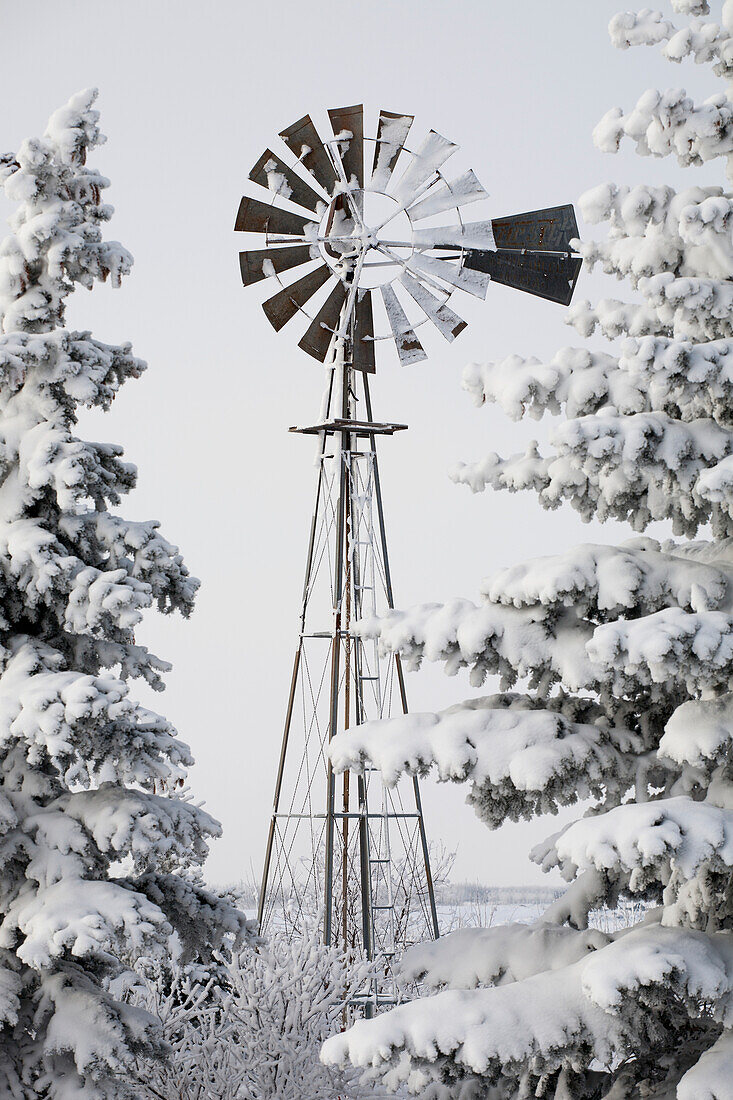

left=235, top=105, right=581, bottom=1014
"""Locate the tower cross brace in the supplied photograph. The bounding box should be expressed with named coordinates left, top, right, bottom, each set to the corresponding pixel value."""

left=258, top=303, right=440, bottom=1010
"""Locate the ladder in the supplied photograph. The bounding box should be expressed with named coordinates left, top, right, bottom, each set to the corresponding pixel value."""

left=349, top=450, right=399, bottom=1008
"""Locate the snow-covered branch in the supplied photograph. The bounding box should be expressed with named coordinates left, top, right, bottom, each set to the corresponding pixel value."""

left=329, top=694, right=640, bottom=826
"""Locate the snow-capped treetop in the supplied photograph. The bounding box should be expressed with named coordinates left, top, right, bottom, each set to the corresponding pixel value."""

left=0, top=89, right=131, bottom=335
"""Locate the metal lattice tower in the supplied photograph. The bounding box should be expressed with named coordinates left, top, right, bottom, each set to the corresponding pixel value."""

left=258, top=345, right=440, bottom=1008
left=234, top=105, right=581, bottom=1010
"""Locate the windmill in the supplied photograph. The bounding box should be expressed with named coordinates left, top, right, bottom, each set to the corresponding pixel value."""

left=235, top=105, right=581, bottom=1011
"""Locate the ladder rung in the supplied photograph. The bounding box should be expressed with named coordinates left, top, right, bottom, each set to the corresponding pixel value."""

left=373, top=904, right=394, bottom=910
left=370, top=858, right=390, bottom=863
left=359, top=675, right=379, bottom=681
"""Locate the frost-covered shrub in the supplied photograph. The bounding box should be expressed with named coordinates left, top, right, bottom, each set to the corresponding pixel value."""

left=322, top=3, right=733, bottom=1097
left=132, top=931, right=380, bottom=1100
left=0, top=92, right=248, bottom=1099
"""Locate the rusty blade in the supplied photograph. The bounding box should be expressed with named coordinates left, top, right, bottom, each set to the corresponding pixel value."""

left=352, top=289, right=375, bottom=373
left=399, top=271, right=466, bottom=342
left=298, top=280, right=347, bottom=361
left=328, top=105, right=363, bottom=189
left=239, top=245, right=313, bottom=287
left=491, top=205, right=580, bottom=252
left=406, top=169, right=489, bottom=221
left=249, top=149, right=325, bottom=214
left=279, top=114, right=338, bottom=197
left=370, top=110, right=413, bottom=191
left=262, top=265, right=332, bottom=331
left=234, top=196, right=315, bottom=236
left=380, top=284, right=427, bottom=366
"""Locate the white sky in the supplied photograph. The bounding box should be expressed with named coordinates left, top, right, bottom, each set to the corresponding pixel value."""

left=0, top=1, right=722, bottom=887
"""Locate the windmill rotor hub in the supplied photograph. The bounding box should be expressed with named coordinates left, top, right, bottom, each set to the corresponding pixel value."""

left=235, top=105, right=583, bottom=369
left=318, top=189, right=416, bottom=289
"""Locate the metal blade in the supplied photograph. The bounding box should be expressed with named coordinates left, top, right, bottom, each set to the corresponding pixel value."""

left=249, top=149, right=325, bottom=214
left=298, top=280, right=347, bottom=361
left=464, top=249, right=583, bottom=306
left=399, top=272, right=466, bottom=341
left=390, top=131, right=458, bottom=206
left=352, top=289, right=375, bottom=373
left=411, top=220, right=496, bottom=251
left=262, top=265, right=332, bottom=331
left=491, top=205, right=580, bottom=252
left=234, top=196, right=315, bottom=236
left=279, top=114, right=338, bottom=196
left=406, top=251, right=490, bottom=299
left=328, top=105, right=363, bottom=189
left=406, top=169, right=489, bottom=221
left=239, top=245, right=314, bottom=287
left=370, top=110, right=413, bottom=192
left=380, top=284, right=427, bottom=366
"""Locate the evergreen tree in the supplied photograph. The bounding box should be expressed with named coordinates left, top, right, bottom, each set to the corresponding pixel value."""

left=323, top=3, right=733, bottom=1096
left=0, top=91, right=246, bottom=1099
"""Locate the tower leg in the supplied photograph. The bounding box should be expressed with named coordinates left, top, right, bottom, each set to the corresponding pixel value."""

left=363, top=373, right=440, bottom=941
left=324, top=343, right=350, bottom=947
left=258, top=368, right=335, bottom=934
left=257, top=644, right=301, bottom=931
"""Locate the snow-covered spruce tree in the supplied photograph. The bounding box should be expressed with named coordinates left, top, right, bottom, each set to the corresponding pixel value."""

left=322, top=4, right=733, bottom=1098
left=0, top=91, right=247, bottom=1099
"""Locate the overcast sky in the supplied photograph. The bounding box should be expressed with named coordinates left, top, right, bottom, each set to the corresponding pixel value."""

left=0, top=1, right=722, bottom=887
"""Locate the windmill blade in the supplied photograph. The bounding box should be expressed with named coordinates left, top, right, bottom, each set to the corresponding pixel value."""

left=491, top=204, right=579, bottom=252
left=235, top=196, right=315, bottom=237
left=464, top=249, right=582, bottom=306
left=399, top=272, right=466, bottom=342
left=262, top=265, right=333, bottom=331
left=249, top=149, right=325, bottom=214
left=239, top=245, right=314, bottom=288
left=406, top=170, right=489, bottom=221
left=411, top=220, right=496, bottom=251
left=390, top=131, right=458, bottom=206
left=353, top=289, right=375, bottom=374
left=370, top=110, right=413, bottom=191
left=279, top=114, right=338, bottom=197
left=380, top=284, right=427, bottom=366
left=407, top=251, right=490, bottom=299
left=298, top=280, right=347, bottom=361
left=328, top=104, right=363, bottom=188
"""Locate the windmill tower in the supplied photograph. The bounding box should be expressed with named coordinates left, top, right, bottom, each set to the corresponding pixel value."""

left=235, top=106, right=581, bottom=1010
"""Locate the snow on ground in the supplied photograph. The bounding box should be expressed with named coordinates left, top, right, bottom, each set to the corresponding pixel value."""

left=225, top=880, right=644, bottom=937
